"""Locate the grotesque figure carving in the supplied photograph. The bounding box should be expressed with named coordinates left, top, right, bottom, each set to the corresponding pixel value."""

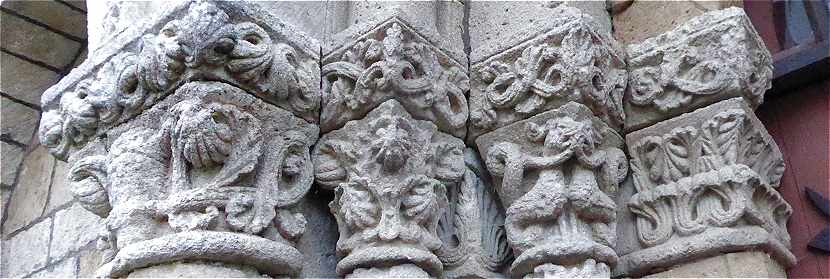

left=40, top=1, right=319, bottom=160
left=477, top=102, right=627, bottom=278
left=313, top=100, right=465, bottom=277
left=321, top=22, right=469, bottom=138
left=66, top=82, right=317, bottom=277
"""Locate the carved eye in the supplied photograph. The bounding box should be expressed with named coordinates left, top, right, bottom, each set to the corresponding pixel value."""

left=243, top=34, right=260, bottom=45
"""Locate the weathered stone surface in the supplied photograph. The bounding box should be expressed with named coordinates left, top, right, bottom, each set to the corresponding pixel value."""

left=469, top=5, right=626, bottom=143
left=477, top=102, right=627, bottom=278
left=1, top=142, right=24, bottom=186
left=39, top=0, right=321, bottom=160
left=469, top=1, right=612, bottom=57
left=313, top=100, right=465, bottom=277
left=612, top=0, right=743, bottom=44
left=1, top=217, right=51, bottom=277
left=0, top=15, right=82, bottom=69
left=2, top=146, right=54, bottom=235
left=0, top=52, right=60, bottom=106
left=63, top=81, right=317, bottom=277
left=50, top=203, right=105, bottom=261
left=643, top=251, right=785, bottom=278
left=617, top=98, right=793, bottom=277
left=45, top=160, right=73, bottom=213
left=624, top=8, right=771, bottom=131
left=31, top=256, right=77, bottom=278
left=321, top=20, right=469, bottom=138
left=126, top=261, right=262, bottom=278
left=1, top=97, right=39, bottom=144
left=78, top=246, right=105, bottom=278
left=437, top=148, right=512, bottom=278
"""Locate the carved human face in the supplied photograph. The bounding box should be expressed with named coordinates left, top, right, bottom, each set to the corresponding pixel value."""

left=543, top=117, right=591, bottom=155
left=369, top=117, right=414, bottom=172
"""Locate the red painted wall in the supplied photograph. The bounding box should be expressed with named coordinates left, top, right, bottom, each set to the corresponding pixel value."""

left=756, top=81, right=830, bottom=279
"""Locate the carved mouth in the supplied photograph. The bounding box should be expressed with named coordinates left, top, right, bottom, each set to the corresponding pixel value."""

left=509, top=238, right=617, bottom=278
left=336, top=246, right=442, bottom=277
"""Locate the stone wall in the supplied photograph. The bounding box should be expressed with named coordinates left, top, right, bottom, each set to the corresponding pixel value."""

left=1, top=1, right=800, bottom=278
left=0, top=1, right=97, bottom=278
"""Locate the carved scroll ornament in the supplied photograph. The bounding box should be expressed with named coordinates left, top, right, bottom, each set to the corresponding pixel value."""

left=66, top=82, right=317, bottom=277
left=321, top=21, right=469, bottom=138
left=313, top=100, right=465, bottom=277
left=40, top=1, right=319, bottom=160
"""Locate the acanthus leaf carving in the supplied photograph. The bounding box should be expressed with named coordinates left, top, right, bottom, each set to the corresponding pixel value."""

left=313, top=100, right=464, bottom=277
left=40, top=1, right=320, bottom=160
left=66, top=81, right=317, bottom=277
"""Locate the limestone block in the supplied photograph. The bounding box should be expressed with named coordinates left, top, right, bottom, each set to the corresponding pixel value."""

left=643, top=251, right=786, bottom=278
left=0, top=52, right=60, bottom=106
left=624, top=8, right=772, bottom=132
left=1, top=218, right=51, bottom=277
left=2, top=0, right=88, bottom=38
left=39, top=0, right=321, bottom=160
left=612, top=0, right=743, bottom=44
left=1, top=97, right=39, bottom=144
left=468, top=5, right=626, bottom=143
left=45, top=160, right=73, bottom=213
left=50, top=203, right=105, bottom=261
left=0, top=15, right=82, bottom=69
left=469, top=1, right=612, bottom=56
left=1, top=142, right=24, bottom=185
left=476, top=102, right=627, bottom=278
left=617, top=98, right=794, bottom=277
left=2, top=146, right=54, bottom=235
left=78, top=247, right=105, bottom=278
left=320, top=20, right=469, bottom=138
left=323, top=1, right=466, bottom=66
left=31, top=256, right=78, bottom=278
left=312, top=100, right=465, bottom=277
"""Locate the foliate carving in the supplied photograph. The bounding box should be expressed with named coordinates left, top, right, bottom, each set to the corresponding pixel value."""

left=321, top=20, right=469, bottom=138
left=619, top=98, right=794, bottom=277
left=313, top=100, right=465, bottom=277
left=66, top=82, right=317, bottom=277
left=436, top=148, right=513, bottom=278
left=469, top=6, right=626, bottom=142
left=624, top=7, right=772, bottom=131
left=40, top=1, right=319, bottom=160
left=476, top=102, right=627, bottom=278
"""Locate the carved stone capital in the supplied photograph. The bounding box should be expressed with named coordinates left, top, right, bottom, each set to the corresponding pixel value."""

left=468, top=5, right=627, bottom=143
left=39, top=1, right=320, bottom=161
left=623, top=8, right=772, bottom=131
left=617, top=98, right=794, bottom=277
left=321, top=19, right=469, bottom=138
left=313, top=100, right=465, bottom=277
left=64, top=82, right=318, bottom=277
left=476, top=102, right=628, bottom=278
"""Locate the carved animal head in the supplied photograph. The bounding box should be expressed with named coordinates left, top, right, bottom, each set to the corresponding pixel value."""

left=368, top=115, right=416, bottom=172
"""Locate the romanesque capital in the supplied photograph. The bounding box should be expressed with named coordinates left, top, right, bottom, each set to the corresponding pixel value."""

left=313, top=100, right=465, bottom=277
left=468, top=5, right=627, bottom=143
left=321, top=19, right=469, bottom=138
left=476, top=102, right=628, bottom=278
left=624, top=7, right=772, bottom=131
left=37, top=1, right=322, bottom=277
left=39, top=1, right=320, bottom=161
left=69, top=82, right=318, bottom=277
left=617, top=98, right=794, bottom=276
